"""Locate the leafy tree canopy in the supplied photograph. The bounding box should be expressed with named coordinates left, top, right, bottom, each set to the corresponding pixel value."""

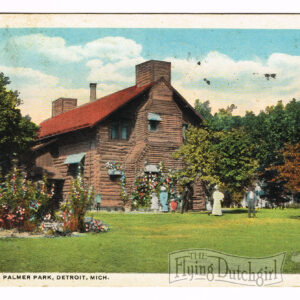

left=271, top=143, right=300, bottom=194
left=0, top=72, right=39, bottom=173
left=173, top=126, right=258, bottom=203
left=193, top=98, right=300, bottom=203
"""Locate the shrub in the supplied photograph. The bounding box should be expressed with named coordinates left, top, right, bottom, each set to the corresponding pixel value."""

left=59, top=169, right=94, bottom=232
left=0, top=162, right=54, bottom=231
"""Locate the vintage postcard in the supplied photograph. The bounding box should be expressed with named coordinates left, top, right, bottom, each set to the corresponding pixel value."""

left=0, top=13, right=300, bottom=288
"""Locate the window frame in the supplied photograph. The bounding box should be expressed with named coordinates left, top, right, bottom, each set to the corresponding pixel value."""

left=148, top=120, right=160, bottom=132
left=109, top=119, right=131, bottom=140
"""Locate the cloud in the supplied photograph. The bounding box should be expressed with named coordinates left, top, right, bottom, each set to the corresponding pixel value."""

left=86, top=56, right=145, bottom=84
left=83, top=37, right=142, bottom=60
left=165, top=52, right=300, bottom=115
left=3, top=34, right=143, bottom=63
left=16, top=80, right=124, bottom=124
left=13, top=79, right=122, bottom=124
left=3, top=33, right=300, bottom=124
left=0, top=65, right=59, bottom=87
left=4, top=34, right=82, bottom=62
left=167, top=52, right=272, bottom=84
left=18, top=82, right=125, bottom=124
left=13, top=50, right=300, bottom=123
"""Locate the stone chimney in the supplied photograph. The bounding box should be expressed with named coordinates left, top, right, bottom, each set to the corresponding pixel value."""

left=90, top=83, right=97, bottom=102
left=136, top=60, right=171, bottom=87
left=52, top=98, right=77, bottom=117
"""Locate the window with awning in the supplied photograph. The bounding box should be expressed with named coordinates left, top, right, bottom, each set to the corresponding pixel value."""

left=64, top=152, right=86, bottom=164
left=148, top=113, right=162, bottom=132
left=64, top=152, right=86, bottom=177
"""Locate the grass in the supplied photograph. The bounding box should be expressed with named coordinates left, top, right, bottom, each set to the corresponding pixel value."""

left=0, top=208, right=300, bottom=273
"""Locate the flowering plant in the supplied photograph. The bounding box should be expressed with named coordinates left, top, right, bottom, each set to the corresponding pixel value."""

left=0, top=161, right=54, bottom=231
left=105, top=161, right=122, bottom=171
left=131, top=162, right=181, bottom=209
left=84, top=217, right=109, bottom=233
left=105, top=161, right=129, bottom=206
left=59, top=168, right=94, bottom=232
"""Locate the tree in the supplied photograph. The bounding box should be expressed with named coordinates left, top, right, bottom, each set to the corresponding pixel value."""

left=193, top=98, right=300, bottom=204
left=194, top=100, right=213, bottom=122
left=271, top=143, right=300, bottom=195
left=212, top=129, right=259, bottom=203
left=242, top=100, right=300, bottom=204
left=0, top=72, right=39, bottom=173
left=173, top=126, right=258, bottom=204
left=194, top=100, right=242, bottom=131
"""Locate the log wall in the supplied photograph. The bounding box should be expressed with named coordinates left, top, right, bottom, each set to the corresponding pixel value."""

left=34, top=81, right=205, bottom=210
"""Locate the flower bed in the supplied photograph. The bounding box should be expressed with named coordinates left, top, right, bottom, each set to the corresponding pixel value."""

left=84, top=217, right=109, bottom=233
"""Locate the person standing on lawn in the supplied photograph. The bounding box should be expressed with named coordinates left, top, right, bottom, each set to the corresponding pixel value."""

left=160, top=186, right=169, bottom=212
left=95, top=194, right=102, bottom=211
left=211, top=185, right=224, bottom=216
left=181, top=182, right=193, bottom=214
left=246, top=186, right=257, bottom=218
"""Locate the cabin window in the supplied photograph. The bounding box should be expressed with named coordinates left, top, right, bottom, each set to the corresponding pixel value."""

left=110, top=121, right=119, bottom=139
left=68, top=163, right=83, bottom=178
left=148, top=113, right=162, bottom=132
left=148, top=120, right=159, bottom=132
left=63, top=152, right=85, bottom=178
left=182, top=124, right=188, bottom=141
left=110, top=119, right=130, bottom=140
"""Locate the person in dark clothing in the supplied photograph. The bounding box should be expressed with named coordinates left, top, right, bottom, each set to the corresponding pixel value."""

left=181, top=182, right=193, bottom=214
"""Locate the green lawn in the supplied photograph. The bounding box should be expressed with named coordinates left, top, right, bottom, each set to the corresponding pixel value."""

left=0, top=209, right=300, bottom=273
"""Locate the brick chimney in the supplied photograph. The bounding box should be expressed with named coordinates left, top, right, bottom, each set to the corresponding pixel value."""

left=52, top=98, right=77, bottom=117
left=136, top=60, right=171, bottom=87
left=90, top=83, right=97, bottom=102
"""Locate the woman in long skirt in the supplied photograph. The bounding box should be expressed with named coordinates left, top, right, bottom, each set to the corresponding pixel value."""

left=212, top=185, right=224, bottom=216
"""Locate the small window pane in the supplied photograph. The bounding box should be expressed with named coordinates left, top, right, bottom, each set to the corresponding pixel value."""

left=110, top=122, right=118, bottom=139
left=121, top=120, right=129, bottom=139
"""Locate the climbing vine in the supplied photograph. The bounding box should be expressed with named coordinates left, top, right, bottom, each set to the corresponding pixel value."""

left=105, top=161, right=129, bottom=206
left=131, top=162, right=180, bottom=209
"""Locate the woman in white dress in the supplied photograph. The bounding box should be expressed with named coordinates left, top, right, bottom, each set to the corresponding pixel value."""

left=211, top=185, right=224, bottom=216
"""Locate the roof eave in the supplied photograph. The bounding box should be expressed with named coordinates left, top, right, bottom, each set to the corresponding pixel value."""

left=37, top=84, right=152, bottom=141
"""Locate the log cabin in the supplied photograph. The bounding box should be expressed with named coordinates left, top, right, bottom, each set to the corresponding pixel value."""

left=31, top=60, right=206, bottom=210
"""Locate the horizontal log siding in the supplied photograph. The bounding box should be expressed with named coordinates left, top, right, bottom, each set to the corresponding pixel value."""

left=97, top=96, right=149, bottom=207
left=50, top=130, right=99, bottom=200
left=34, top=80, right=205, bottom=210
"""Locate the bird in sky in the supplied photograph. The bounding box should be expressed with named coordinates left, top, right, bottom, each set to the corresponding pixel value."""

left=204, top=78, right=210, bottom=85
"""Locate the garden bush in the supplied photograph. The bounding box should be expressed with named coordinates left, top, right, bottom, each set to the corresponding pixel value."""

left=59, top=168, right=94, bottom=232
left=0, top=162, right=54, bottom=231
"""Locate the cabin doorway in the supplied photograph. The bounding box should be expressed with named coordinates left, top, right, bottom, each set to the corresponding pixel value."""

left=49, top=179, right=64, bottom=211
